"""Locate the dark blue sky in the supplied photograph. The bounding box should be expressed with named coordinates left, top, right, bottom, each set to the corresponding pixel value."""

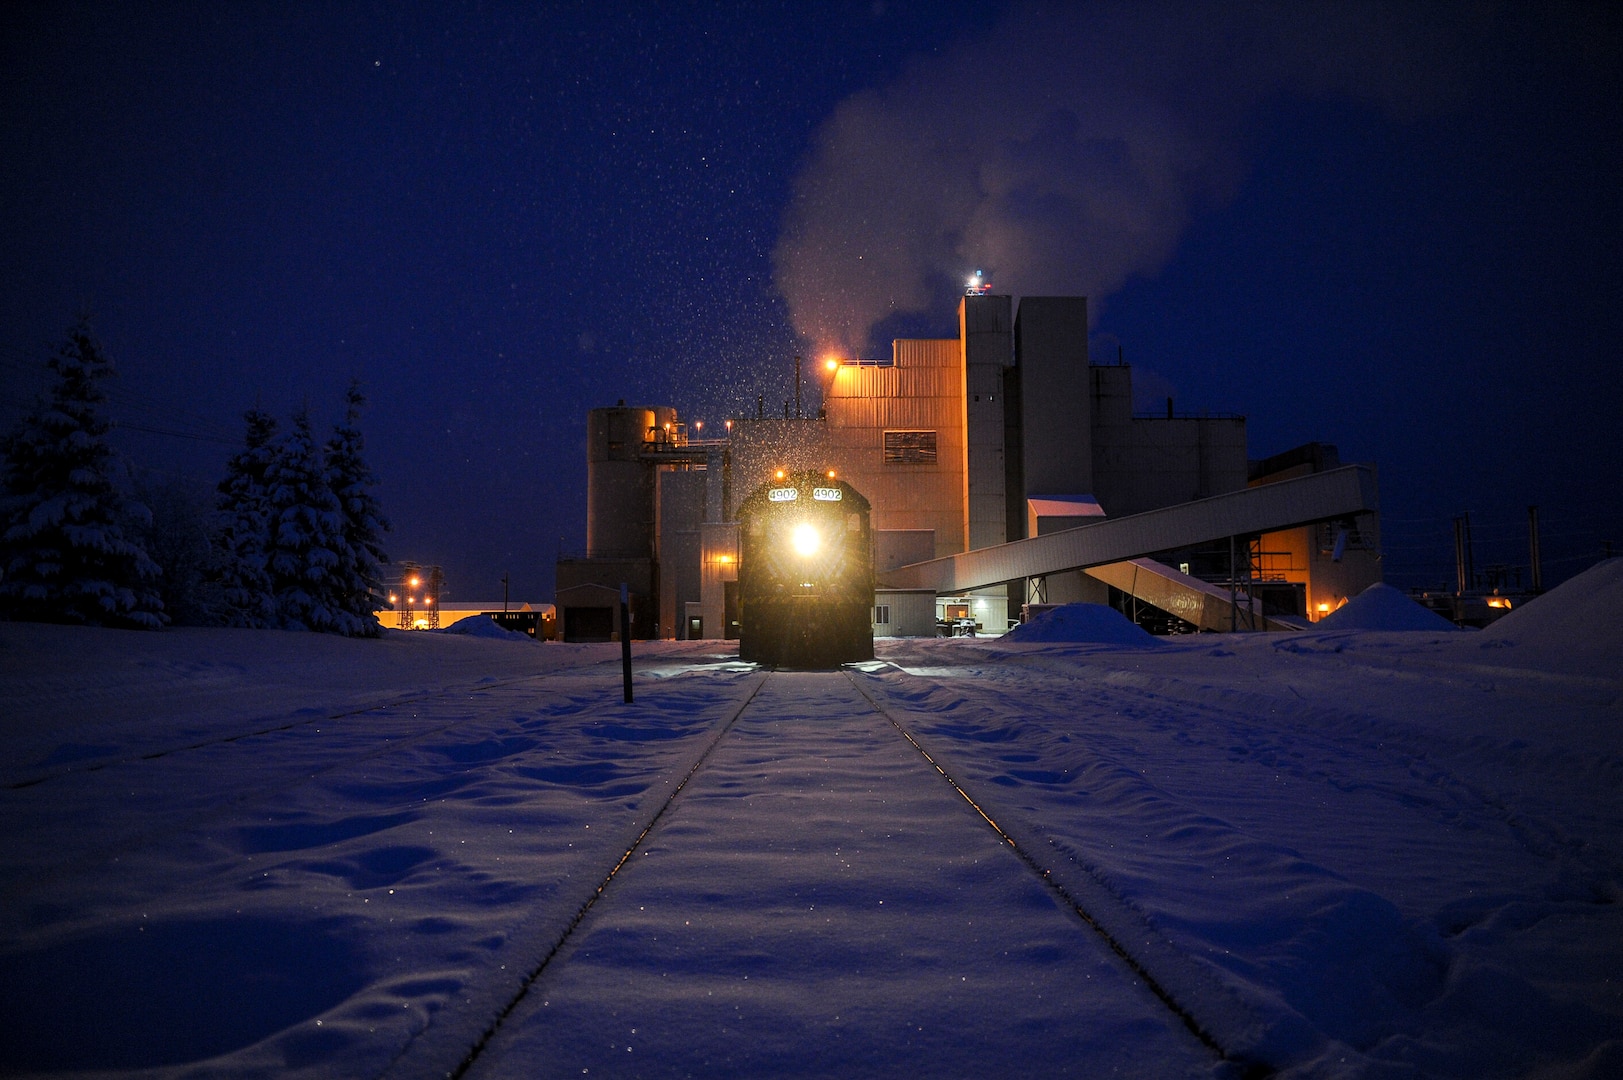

left=3, top=2, right=1618, bottom=601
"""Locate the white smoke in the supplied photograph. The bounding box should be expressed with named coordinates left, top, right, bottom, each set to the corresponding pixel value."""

left=773, top=2, right=1480, bottom=354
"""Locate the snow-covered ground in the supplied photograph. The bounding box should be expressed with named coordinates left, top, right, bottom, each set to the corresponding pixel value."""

left=2, top=564, right=1620, bottom=1078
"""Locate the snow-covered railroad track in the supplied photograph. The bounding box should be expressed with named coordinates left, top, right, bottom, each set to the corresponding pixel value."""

left=424, top=669, right=1235, bottom=1080
left=842, top=668, right=1271, bottom=1077
left=877, top=648, right=1623, bottom=908
left=0, top=659, right=776, bottom=1076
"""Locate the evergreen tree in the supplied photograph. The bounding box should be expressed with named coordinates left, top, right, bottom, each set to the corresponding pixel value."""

left=214, top=408, right=281, bottom=627
left=263, top=409, right=346, bottom=632
left=324, top=380, right=390, bottom=636
left=0, top=322, right=166, bottom=627
left=137, top=472, right=228, bottom=626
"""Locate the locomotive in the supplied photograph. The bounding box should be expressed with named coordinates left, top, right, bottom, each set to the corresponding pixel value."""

left=737, top=470, right=874, bottom=668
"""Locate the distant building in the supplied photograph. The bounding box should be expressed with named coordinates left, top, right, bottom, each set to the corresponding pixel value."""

left=434, top=602, right=556, bottom=639
left=556, top=295, right=1380, bottom=640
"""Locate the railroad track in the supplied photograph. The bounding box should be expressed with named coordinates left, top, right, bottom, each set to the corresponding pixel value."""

left=385, top=667, right=1272, bottom=1080
left=892, top=646, right=1623, bottom=888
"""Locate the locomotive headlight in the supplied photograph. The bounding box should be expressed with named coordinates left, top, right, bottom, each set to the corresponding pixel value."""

left=789, top=521, right=821, bottom=557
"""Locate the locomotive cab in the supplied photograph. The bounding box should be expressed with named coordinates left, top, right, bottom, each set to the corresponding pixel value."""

left=737, top=471, right=874, bottom=668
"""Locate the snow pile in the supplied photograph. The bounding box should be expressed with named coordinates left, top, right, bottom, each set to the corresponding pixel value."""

left=999, top=602, right=1160, bottom=645
left=433, top=613, right=533, bottom=640
left=1315, top=581, right=1460, bottom=631
left=1464, top=557, right=1623, bottom=674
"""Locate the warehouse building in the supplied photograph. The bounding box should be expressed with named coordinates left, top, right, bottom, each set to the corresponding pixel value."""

left=555, top=294, right=1380, bottom=640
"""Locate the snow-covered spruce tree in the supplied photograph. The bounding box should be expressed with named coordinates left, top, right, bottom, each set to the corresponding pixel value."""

left=0, top=322, right=166, bottom=627
left=263, top=409, right=346, bottom=632
left=324, top=380, right=390, bottom=636
left=214, top=407, right=281, bottom=627
left=136, top=472, right=229, bottom=626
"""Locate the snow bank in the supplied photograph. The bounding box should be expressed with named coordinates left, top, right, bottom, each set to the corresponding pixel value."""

left=1456, top=558, right=1623, bottom=675
left=0, top=622, right=569, bottom=757
left=998, top=602, right=1160, bottom=645
left=1481, top=557, right=1622, bottom=648
left=1316, top=581, right=1461, bottom=631
left=433, top=613, right=533, bottom=640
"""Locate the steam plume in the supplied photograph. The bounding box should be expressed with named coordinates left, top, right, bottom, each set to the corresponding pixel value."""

left=773, top=2, right=1478, bottom=354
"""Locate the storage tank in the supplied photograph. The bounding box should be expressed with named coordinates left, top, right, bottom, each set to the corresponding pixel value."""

left=586, top=405, right=676, bottom=558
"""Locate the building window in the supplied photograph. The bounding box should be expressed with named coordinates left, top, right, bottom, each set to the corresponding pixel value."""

left=883, top=429, right=937, bottom=464
left=873, top=604, right=891, bottom=625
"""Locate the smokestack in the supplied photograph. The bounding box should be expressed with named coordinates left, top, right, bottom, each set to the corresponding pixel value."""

left=1166, top=396, right=1173, bottom=419
left=1460, top=516, right=1473, bottom=594
left=1528, top=505, right=1543, bottom=593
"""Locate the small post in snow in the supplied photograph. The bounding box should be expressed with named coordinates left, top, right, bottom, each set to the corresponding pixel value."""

left=619, top=582, right=633, bottom=704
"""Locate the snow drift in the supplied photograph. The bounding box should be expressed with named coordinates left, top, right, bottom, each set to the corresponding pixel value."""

left=1315, top=581, right=1461, bottom=632
left=1457, top=557, right=1623, bottom=676
left=998, top=602, right=1161, bottom=645
left=433, top=613, right=534, bottom=640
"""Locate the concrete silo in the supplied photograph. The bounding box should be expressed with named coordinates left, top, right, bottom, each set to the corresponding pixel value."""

left=586, top=404, right=676, bottom=559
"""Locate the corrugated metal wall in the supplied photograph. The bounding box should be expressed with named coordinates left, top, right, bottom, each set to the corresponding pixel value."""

left=825, top=338, right=966, bottom=557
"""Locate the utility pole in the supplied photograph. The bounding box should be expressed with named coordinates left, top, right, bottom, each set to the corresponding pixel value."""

left=501, top=572, right=510, bottom=613
left=794, top=354, right=802, bottom=419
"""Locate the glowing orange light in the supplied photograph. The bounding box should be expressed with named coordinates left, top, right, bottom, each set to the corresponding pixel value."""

left=409, top=576, right=420, bottom=587
left=824, top=357, right=839, bottom=372
left=1316, top=602, right=1331, bottom=614
left=826, top=469, right=836, bottom=478
left=1487, top=596, right=1513, bottom=609
left=716, top=554, right=733, bottom=564
left=775, top=469, right=785, bottom=480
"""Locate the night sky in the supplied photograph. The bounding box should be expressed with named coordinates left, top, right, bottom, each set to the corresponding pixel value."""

left=3, top=2, right=1619, bottom=603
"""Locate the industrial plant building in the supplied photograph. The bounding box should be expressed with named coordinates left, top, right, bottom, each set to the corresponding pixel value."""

left=555, top=294, right=1381, bottom=641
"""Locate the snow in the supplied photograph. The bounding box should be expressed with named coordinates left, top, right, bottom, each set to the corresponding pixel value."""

left=1462, top=557, right=1623, bottom=678
left=1315, top=582, right=1461, bottom=632
left=434, top=613, right=535, bottom=640
left=2, top=560, right=1621, bottom=1078
left=998, top=601, right=1162, bottom=645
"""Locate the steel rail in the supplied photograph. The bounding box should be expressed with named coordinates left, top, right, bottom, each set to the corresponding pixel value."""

left=438, top=669, right=773, bottom=1080
left=842, top=667, right=1275, bottom=1079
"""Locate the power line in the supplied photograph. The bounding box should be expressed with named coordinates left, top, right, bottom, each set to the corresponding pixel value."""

left=116, top=422, right=240, bottom=446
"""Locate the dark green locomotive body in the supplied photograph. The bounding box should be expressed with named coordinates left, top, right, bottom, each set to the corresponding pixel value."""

left=737, top=471, right=874, bottom=668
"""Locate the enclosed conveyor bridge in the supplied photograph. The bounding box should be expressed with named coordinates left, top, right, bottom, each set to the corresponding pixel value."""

left=880, top=464, right=1378, bottom=597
